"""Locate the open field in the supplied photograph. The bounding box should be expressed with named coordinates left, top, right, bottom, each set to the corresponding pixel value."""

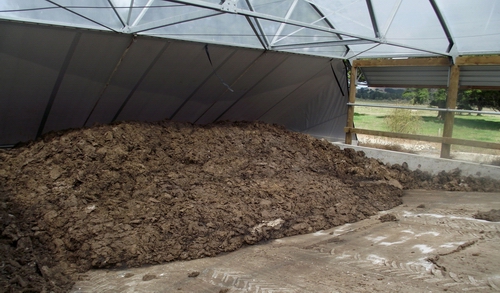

left=353, top=99, right=500, bottom=159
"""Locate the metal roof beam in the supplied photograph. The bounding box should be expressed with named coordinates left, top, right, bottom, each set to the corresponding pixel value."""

left=429, top=0, right=454, bottom=54
left=164, top=0, right=373, bottom=39
left=163, top=0, right=451, bottom=57
left=307, top=2, right=349, bottom=58
left=246, top=16, right=269, bottom=50
left=365, top=0, right=380, bottom=38
left=244, top=0, right=270, bottom=50
left=107, top=0, right=126, bottom=28
left=272, top=39, right=375, bottom=50
left=128, top=10, right=223, bottom=33
left=131, top=0, right=155, bottom=27
left=45, top=0, right=119, bottom=32
left=380, top=0, right=402, bottom=37
left=270, top=0, right=298, bottom=46
left=347, top=44, right=380, bottom=60
left=126, top=0, right=134, bottom=26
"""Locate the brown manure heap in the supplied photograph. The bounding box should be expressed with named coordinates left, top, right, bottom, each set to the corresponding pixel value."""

left=1, top=120, right=499, bottom=292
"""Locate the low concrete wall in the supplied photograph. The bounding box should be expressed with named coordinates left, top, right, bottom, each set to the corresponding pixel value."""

left=333, top=143, right=500, bottom=179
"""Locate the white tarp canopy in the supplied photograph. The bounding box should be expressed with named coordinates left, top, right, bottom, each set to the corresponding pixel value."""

left=1, top=0, right=499, bottom=59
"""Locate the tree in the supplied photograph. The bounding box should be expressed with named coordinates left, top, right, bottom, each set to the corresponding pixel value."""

left=428, top=89, right=499, bottom=119
left=403, top=88, right=430, bottom=105
left=459, top=90, right=500, bottom=114
left=355, top=87, right=405, bottom=100
left=429, top=89, right=447, bottom=119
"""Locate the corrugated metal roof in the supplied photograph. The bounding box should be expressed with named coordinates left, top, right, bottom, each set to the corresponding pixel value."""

left=361, top=63, right=500, bottom=89
left=459, top=65, right=500, bottom=89
left=361, top=66, right=449, bottom=88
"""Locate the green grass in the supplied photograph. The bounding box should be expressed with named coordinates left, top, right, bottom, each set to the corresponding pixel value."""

left=353, top=100, right=500, bottom=144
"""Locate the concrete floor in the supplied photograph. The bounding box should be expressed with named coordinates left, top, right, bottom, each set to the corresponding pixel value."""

left=71, top=190, right=500, bottom=293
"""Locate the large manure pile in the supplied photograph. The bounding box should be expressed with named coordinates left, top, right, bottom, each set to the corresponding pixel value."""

left=1, top=120, right=499, bottom=292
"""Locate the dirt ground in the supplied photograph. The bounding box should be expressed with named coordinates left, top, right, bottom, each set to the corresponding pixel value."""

left=1, top=121, right=500, bottom=292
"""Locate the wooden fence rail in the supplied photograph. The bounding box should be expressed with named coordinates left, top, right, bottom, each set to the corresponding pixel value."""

left=344, top=127, right=500, bottom=150
left=345, top=56, right=500, bottom=159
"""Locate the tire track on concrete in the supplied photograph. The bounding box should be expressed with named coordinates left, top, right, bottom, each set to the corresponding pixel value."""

left=398, top=211, right=500, bottom=240
left=202, top=268, right=300, bottom=293
left=72, top=271, right=143, bottom=293
left=302, top=244, right=499, bottom=291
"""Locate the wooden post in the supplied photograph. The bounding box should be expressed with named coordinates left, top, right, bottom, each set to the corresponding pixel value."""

left=345, top=66, right=357, bottom=144
left=440, top=64, right=460, bottom=158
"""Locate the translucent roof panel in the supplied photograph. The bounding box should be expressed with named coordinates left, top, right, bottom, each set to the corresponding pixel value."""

left=349, top=44, right=440, bottom=59
left=269, top=0, right=341, bottom=46
left=251, top=0, right=294, bottom=19
left=119, top=0, right=228, bottom=31
left=372, top=0, right=449, bottom=53
left=271, top=25, right=341, bottom=48
left=0, top=0, right=122, bottom=31
left=110, top=0, right=164, bottom=28
left=313, top=0, right=375, bottom=38
left=0, top=0, right=499, bottom=59
left=282, top=45, right=348, bottom=59
left=435, top=0, right=500, bottom=55
left=143, top=13, right=263, bottom=48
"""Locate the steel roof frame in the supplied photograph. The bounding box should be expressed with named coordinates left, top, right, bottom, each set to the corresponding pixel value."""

left=164, top=0, right=451, bottom=57
left=365, top=0, right=380, bottom=39
left=271, top=39, right=374, bottom=50
left=269, top=0, right=299, bottom=46
left=128, top=10, right=223, bottom=33
left=36, top=0, right=456, bottom=58
left=265, top=1, right=351, bottom=56
left=243, top=0, right=270, bottom=50
left=107, top=0, right=126, bottom=27
left=307, top=2, right=349, bottom=57
left=374, top=0, right=401, bottom=41
left=4, top=0, right=494, bottom=59
left=45, top=0, right=119, bottom=32
left=429, top=0, right=454, bottom=54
